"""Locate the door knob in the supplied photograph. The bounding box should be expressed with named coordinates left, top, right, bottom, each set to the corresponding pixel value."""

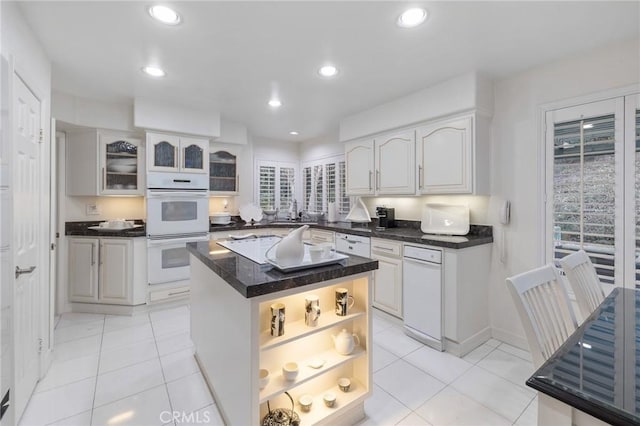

left=15, top=265, right=36, bottom=279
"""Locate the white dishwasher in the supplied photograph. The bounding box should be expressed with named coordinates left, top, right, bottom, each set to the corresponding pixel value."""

left=402, top=244, right=444, bottom=351
left=335, top=232, right=371, bottom=257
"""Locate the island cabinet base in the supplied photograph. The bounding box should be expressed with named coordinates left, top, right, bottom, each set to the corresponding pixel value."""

left=190, top=255, right=373, bottom=426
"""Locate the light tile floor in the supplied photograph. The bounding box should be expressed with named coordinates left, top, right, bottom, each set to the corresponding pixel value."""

left=19, top=307, right=537, bottom=426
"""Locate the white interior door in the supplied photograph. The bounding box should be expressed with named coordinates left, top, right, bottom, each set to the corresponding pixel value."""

left=13, top=76, right=42, bottom=420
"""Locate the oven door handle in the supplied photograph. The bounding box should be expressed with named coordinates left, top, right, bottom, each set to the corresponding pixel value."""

left=146, top=191, right=209, bottom=199
left=147, top=234, right=210, bottom=246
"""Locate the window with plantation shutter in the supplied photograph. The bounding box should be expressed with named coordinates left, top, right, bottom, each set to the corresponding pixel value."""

left=258, top=165, right=276, bottom=210
left=546, top=94, right=639, bottom=289
left=301, top=155, right=350, bottom=216
left=279, top=167, right=295, bottom=213
left=255, top=160, right=298, bottom=217
left=338, top=161, right=349, bottom=214
left=552, top=114, right=617, bottom=285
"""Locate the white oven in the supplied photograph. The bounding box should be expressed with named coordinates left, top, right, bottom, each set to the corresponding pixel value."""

left=147, top=234, right=209, bottom=285
left=146, top=190, right=209, bottom=237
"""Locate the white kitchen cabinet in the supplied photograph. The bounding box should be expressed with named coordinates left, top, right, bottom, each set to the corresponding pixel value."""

left=146, top=132, right=209, bottom=174
left=442, top=244, right=491, bottom=356
left=209, top=145, right=240, bottom=194
left=309, top=229, right=335, bottom=245
left=68, top=237, right=147, bottom=306
left=375, top=130, right=415, bottom=194
left=345, top=130, right=415, bottom=196
left=345, top=139, right=375, bottom=195
left=371, top=238, right=403, bottom=318
left=68, top=238, right=99, bottom=303
left=66, top=129, right=144, bottom=196
left=416, top=114, right=490, bottom=194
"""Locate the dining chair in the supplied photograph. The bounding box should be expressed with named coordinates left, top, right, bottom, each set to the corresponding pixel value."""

left=559, top=250, right=605, bottom=321
left=506, top=264, right=578, bottom=368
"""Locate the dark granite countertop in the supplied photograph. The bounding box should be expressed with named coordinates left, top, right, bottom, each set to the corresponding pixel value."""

left=527, top=287, right=640, bottom=426
left=209, top=219, right=493, bottom=249
left=65, top=218, right=493, bottom=249
left=186, top=238, right=378, bottom=298
left=65, top=220, right=147, bottom=237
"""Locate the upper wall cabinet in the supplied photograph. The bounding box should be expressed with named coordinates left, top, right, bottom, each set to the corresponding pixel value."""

left=345, top=139, right=375, bottom=195
left=146, top=132, right=209, bottom=174
left=416, top=114, right=489, bottom=195
left=66, top=129, right=144, bottom=196
left=345, top=130, right=415, bottom=196
left=209, top=145, right=240, bottom=194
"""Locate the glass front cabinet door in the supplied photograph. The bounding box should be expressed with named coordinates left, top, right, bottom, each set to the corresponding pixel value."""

left=100, top=136, right=144, bottom=195
left=209, top=149, right=239, bottom=194
left=147, top=132, right=209, bottom=174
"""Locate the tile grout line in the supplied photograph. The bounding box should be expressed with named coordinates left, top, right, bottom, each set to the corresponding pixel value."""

left=149, top=313, right=177, bottom=424
left=89, top=316, right=106, bottom=426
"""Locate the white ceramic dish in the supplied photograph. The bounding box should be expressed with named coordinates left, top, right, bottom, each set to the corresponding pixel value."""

left=88, top=225, right=143, bottom=232
left=239, top=203, right=263, bottom=222
left=108, top=164, right=137, bottom=173
left=264, top=243, right=348, bottom=272
left=210, top=213, right=231, bottom=225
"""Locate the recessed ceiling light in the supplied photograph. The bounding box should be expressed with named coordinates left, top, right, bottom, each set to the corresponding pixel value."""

left=289, top=131, right=299, bottom=135
left=268, top=99, right=282, bottom=108
left=148, top=5, right=181, bottom=25
left=142, top=66, right=166, bottom=77
left=397, top=8, right=427, bottom=28
left=318, top=65, right=338, bottom=78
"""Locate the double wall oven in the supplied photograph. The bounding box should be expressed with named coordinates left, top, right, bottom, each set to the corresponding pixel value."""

left=146, top=173, right=209, bottom=288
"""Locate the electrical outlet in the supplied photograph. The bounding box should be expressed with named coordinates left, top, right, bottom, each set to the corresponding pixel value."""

left=86, top=203, right=101, bottom=215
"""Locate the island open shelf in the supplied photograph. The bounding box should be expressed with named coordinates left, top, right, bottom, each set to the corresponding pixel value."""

left=188, top=238, right=377, bottom=426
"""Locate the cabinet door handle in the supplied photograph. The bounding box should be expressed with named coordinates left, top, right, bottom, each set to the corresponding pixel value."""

left=15, top=265, right=36, bottom=279
left=418, top=165, right=423, bottom=189
left=91, top=244, right=95, bottom=265
left=368, top=171, right=372, bottom=191
left=168, top=290, right=190, bottom=297
left=374, top=245, right=394, bottom=252
left=376, top=170, right=380, bottom=190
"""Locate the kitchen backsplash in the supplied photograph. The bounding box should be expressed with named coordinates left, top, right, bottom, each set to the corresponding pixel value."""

left=64, top=196, right=145, bottom=221
left=361, top=195, right=490, bottom=224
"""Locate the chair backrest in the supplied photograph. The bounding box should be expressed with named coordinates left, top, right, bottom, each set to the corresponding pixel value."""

left=559, top=250, right=605, bottom=320
left=506, top=264, right=578, bottom=368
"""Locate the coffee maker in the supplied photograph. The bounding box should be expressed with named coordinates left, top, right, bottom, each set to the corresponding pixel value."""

left=376, top=207, right=396, bottom=229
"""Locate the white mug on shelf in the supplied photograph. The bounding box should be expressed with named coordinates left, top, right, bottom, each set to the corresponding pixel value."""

left=305, top=295, right=321, bottom=327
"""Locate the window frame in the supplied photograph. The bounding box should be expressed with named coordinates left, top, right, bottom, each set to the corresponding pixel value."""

left=301, top=154, right=350, bottom=217
left=543, top=93, right=638, bottom=289
left=254, top=159, right=299, bottom=218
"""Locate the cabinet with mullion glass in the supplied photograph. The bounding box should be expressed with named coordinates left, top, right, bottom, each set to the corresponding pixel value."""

left=66, top=129, right=144, bottom=196
left=209, top=149, right=239, bottom=194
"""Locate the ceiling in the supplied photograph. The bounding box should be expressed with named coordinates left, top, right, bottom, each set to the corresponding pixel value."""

left=16, top=1, right=639, bottom=142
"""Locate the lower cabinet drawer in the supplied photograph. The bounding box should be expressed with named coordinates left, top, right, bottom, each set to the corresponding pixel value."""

left=148, top=285, right=190, bottom=303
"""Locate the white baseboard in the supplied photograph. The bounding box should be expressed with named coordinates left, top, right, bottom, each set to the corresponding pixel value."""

left=445, top=326, right=492, bottom=357
left=491, top=327, right=528, bottom=351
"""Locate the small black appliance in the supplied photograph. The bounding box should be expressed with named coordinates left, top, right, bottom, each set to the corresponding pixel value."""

left=376, top=207, right=396, bottom=229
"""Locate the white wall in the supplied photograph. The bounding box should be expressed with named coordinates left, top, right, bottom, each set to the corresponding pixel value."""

left=299, top=130, right=343, bottom=162
left=339, top=72, right=494, bottom=141
left=489, top=38, right=640, bottom=348
left=53, top=91, right=134, bottom=131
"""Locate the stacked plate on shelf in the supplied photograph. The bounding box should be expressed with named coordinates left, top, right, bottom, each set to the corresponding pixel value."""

left=107, top=158, right=137, bottom=173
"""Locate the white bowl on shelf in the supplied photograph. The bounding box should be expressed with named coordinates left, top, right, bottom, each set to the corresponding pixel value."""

left=109, top=164, right=137, bottom=173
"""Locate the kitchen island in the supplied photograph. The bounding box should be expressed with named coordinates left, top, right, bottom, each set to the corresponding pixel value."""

left=187, top=237, right=378, bottom=426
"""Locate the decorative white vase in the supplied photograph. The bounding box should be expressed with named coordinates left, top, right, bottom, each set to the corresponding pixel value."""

left=275, top=225, right=309, bottom=266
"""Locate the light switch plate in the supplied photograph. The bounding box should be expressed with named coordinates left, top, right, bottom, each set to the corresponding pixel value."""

left=86, top=203, right=101, bottom=215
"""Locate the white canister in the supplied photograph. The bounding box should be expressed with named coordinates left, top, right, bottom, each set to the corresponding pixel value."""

left=327, top=202, right=337, bottom=222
